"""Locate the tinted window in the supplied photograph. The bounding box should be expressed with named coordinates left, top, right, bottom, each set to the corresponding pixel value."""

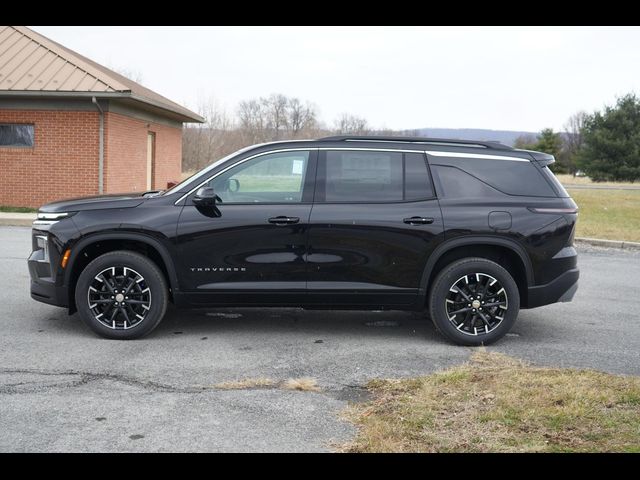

left=321, top=151, right=434, bottom=202
left=540, top=166, right=570, bottom=197
left=0, top=124, right=34, bottom=147
left=324, top=150, right=403, bottom=202
left=404, top=153, right=434, bottom=200
left=431, top=165, right=501, bottom=198
left=208, top=151, right=309, bottom=203
left=428, top=154, right=555, bottom=197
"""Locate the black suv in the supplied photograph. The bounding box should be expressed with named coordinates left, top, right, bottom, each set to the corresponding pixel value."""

left=29, top=136, right=579, bottom=345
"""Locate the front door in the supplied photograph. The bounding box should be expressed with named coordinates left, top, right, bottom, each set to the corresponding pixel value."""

left=176, top=149, right=316, bottom=306
left=306, top=149, right=444, bottom=307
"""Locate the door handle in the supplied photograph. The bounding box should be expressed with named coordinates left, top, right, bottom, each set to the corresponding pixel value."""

left=268, top=216, right=300, bottom=225
left=403, top=216, right=434, bottom=225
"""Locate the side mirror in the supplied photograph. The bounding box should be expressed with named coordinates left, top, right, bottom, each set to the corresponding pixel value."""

left=192, top=187, right=219, bottom=207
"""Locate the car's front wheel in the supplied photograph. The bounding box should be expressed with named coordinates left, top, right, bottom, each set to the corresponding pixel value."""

left=75, top=250, right=168, bottom=339
left=428, top=257, right=520, bottom=346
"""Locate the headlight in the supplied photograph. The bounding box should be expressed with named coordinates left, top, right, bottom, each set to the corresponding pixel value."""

left=33, top=212, right=75, bottom=226
left=37, top=212, right=71, bottom=220
left=35, top=235, right=49, bottom=263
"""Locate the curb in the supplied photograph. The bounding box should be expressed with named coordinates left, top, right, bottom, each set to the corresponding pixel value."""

left=575, top=237, right=640, bottom=251
left=0, top=216, right=36, bottom=227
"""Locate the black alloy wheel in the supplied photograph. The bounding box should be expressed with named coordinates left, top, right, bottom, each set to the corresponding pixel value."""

left=429, top=257, right=520, bottom=346
left=75, top=251, right=168, bottom=339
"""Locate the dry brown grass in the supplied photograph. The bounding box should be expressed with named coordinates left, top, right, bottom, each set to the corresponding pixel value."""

left=556, top=174, right=638, bottom=186
left=282, top=377, right=321, bottom=392
left=212, top=377, right=322, bottom=393
left=214, top=378, right=276, bottom=390
left=341, top=351, right=640, bottom=453
left=569, top=189, right=640, bottom=242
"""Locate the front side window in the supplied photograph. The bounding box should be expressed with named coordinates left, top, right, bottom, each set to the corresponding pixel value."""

left=208, top=150, right=310, bottom=203
left=0, top=124, right=34, bottom=147
left=319, top=150, right=434, bottom=202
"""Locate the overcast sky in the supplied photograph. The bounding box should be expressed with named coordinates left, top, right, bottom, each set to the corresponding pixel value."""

left=32, top=26, right=640, bottom=132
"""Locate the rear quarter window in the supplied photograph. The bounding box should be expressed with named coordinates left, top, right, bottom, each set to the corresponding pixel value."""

left=540, top=166, right=570, bottom=197
left=431, top=165, right=501, bottom=198
left=428, top=154, right=556, bottom=197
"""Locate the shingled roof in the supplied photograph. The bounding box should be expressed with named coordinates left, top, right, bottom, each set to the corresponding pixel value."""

left=0, top=26, right=203, bottom=122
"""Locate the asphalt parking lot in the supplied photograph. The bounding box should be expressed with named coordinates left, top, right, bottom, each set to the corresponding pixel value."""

left=1, top=226, right=639, bottom=452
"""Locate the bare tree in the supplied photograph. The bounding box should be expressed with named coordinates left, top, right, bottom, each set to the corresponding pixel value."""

left=563, top=111, right=588, bottom=176
left=237, top=94, right=319, bottom=142
left=237, top=99, right=267, bottom=143
left=287, top=97, right=317, bottom=137
left=182, top=97, right=237, bottom=172
left=333, top=113, right=370, bottom=135
left=264, top=94, right=289, bottom=140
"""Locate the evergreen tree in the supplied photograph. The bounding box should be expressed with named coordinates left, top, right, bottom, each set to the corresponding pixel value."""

left=578, top=94, right=640, bottom=182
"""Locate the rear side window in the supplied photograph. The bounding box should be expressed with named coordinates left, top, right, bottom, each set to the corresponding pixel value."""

left=431, top=165, right=500, bottom=198
left=318, top=150, right=434, bottom=202
left=428, top=154, right=556, bottom=197
left=540, top=166, right=570, bottom=197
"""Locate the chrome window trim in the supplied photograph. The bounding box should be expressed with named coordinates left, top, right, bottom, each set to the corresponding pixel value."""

left=174, top=148, right=316, bottom=205
left=318, top=147, right=428, bottom=153
left=174, top=146, right=530, bottom=206
left=174, top=147, right=423, bottom=206
left=426, top=151, right=531, bottom=162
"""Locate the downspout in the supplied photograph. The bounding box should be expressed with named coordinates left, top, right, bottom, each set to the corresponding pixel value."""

left=92, top=97, right=104, bottom=194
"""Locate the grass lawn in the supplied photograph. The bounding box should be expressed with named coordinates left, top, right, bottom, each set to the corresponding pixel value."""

left=0, top=205, right=37, bottom=213
left=556, top=174, right=638, bottom=186
left=341, top=351, right=640, bottom=453
left=568, top=189, right=640, bottom=242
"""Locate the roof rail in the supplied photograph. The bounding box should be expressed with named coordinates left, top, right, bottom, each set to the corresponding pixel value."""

left=318, top=135, right=513, bottom=151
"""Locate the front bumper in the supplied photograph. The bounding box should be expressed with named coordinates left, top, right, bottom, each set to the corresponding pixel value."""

left=28, top=251, right=68, bottom=308
left=525, top=268, right=579, bottom=308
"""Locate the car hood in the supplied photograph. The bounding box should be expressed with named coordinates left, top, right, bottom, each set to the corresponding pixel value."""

left=39, top=192, right=148, bottom=213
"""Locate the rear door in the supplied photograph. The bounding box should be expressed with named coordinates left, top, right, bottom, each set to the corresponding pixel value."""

left=306, top=148, right=444, bottom=307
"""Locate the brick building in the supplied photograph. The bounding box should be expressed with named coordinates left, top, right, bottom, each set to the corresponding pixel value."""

left=0, top=26, right=203, bottom=208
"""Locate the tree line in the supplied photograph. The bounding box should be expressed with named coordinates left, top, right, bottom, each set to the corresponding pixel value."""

left=183, top=92, right=640, bottom=182
left=514, top=93, right=640, bottom=182
left=182, top=93, right=416, bottom=172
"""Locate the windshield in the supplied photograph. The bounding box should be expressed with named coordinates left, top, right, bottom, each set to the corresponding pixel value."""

left=163, top=144, right=261, bottom=196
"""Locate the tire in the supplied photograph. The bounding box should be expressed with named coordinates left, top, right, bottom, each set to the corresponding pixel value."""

left=428, top=257, right=520, bottom=346
left=74, top=250, right=168, bottom=339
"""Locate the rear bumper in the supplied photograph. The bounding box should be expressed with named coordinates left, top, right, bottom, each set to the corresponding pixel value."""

left=525, top=268, right=579, bottom=308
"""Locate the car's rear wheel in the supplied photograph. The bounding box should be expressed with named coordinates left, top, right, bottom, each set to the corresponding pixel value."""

left=75, top=250, right=168, bottom=339
left=428, top=257, right=520, bottom=346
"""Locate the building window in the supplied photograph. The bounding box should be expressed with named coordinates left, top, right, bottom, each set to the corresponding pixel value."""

left=0, top=124, right=34, bottom=147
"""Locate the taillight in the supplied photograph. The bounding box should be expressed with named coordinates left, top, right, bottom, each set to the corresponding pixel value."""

left=528, top=207, right=579, bottom=214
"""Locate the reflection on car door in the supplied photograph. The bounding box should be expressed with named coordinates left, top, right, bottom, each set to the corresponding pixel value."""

left=176, top=149, right=317, bottom=306
left=306, top=149, right=444, bottom=307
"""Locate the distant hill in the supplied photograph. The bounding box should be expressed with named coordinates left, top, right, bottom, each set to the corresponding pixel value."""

left=415, top=128, right=538, bottom=147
